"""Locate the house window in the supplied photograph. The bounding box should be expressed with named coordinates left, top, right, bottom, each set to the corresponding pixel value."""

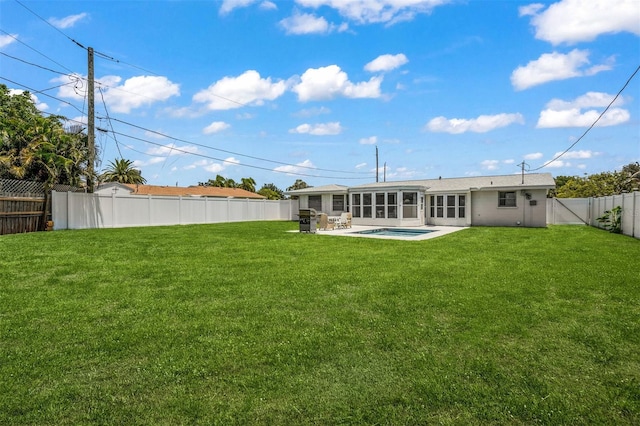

left=387, top=192, right=397, bottom=218
left=352, top=194, right=361, bottom=218
left=459, top=195, right=466, bottom=218
left=375, top=193, right=385, bottom=218
left=363, top=193, right=372, bottom=218
left=402, top=192, right=418, bottom=218
left=436, top=195, right=444, bottom=218
left=498, top=191, right=517, bottom=207
left=308, top=195, right=322, bottom=211
left=447, top=195, right=456, bottom=218
left=430, top=195, right=435, bottom=218
left=332, top=194, right=345, bottom=212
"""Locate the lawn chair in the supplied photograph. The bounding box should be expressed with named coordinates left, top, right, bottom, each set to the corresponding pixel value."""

left=318, top=213, right=334, bottom=231
left=337, top=212, right=352, bottom=229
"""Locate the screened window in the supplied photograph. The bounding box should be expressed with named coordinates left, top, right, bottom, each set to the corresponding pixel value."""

left=498, top=191, right=517, bottom=207
left=447, top=195, right=456, bottom=218
left=308, top=195, right=322, bottom=211
left=352, top=194, right=361, bottom=218
left=459, top=195, right=466, bottom=218
left=363, top=193, right=372, bottom=218
left=387, top=192, right=397, bottom=219
left=332, top=195, right=345, bottom=212
left=375, top=193, right=385, bottom=218
left=402, top=192, right=418, bottom=218
left=430, top=195, right=435, bottom=218
left=436, top=195, right=444, bottom=218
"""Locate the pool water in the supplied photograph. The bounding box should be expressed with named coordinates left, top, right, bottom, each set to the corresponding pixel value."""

left=350, top=228, right=436, bottom=237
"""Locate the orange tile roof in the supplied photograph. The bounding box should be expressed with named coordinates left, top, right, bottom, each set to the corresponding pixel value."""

left=124, top=184, right=265, bottom=199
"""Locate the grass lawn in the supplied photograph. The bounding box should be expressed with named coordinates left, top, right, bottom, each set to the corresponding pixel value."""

left=1, top=222, right=639, bottom=424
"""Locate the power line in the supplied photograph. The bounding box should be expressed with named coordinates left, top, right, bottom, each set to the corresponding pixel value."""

left=103, top=116, right=373, bottom=176
left=0, top=76, right=86, bottom=115
left=103, top=128, right=371, bottom=180
left=12, top=0, right=158, bottom=76
left=1, top=51, right=70, bottom=76
left=98, top=87, right=123, bottom=158
left=0, top=28, right=75, bottom=73
left=530, top=64, right=640, bottom=172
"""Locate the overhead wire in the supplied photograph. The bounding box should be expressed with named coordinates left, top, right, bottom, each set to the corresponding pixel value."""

left=103, top=116, right=373, bottom=176
left=0, top=28, right=75, bottom=73
left=530, top=64, right=640, bottom=172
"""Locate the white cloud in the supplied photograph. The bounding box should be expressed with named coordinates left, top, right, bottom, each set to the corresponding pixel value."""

left=293, top=106, right=332, bottom=117
left=426, top=113, right=524, bottom=134
left=524, top=152, right=544, bottom=160
left=274, top=159, right=316, bottom=175
left=518, top=3, right=544, bottom=17
left=481, top=160, right=500, bottom=171
left=553, top=150, right=598, bottom=159
left=204, top=157, right=240, bottom=173
left=295, top=0, right=449, bottom=25
left=292, top=65, right=382, bottom=101
left=538, top=108, right=630, bottom=128
left=537, top=91, right=630, bottom=128
left=54, top=74, right=179, bottom=113
left=8, top=89, right=48, bottom=111
left=193, top=70, right=286, bottom=110
left=260, top=1, right=277, bottom=10
left=523, top=0, right=640, bottom=45
left=364, top=53, right=408, bottom=72
left=220, top=0, right=258, bottom=15
left=289, top=122, right=343, bottom=135
left=544, top=159, right=571, bottom=168
left=0, top=33, right=18, bottom=48
left=203, top=121, right=231, bottom=134
left=146, top=143, right=199, bottom=157
left=279, top=11, right=347, bottom=35
left=359, top=136, right=378, bottom=145
left=48, top=13, right=88, bottom=29
left=355, top=162, right=368, bottom=169
left=511, top=49, right=612, bottom=91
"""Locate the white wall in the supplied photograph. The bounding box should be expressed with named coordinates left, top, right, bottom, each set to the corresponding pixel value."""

left=471, top=189, right=548, bottom=227
left=52, top=191, right=296, bottom=230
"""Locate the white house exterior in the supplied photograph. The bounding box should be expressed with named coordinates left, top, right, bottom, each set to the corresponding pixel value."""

left=286, top=173, right=555, bottom=228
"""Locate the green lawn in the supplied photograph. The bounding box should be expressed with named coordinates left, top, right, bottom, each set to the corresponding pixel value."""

left=1, top=222, right=638, bottom=425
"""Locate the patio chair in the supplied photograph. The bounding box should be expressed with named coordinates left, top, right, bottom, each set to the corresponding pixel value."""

left=337, top=212, right=352, bottom=229
left=318, top=213, right=334, bottom=231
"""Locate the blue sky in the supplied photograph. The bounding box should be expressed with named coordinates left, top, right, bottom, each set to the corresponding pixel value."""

left=1, top=0, right=639, bottom=190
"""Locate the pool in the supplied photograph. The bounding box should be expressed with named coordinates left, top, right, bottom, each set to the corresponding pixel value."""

left=350, top=228, right=436, bottom=237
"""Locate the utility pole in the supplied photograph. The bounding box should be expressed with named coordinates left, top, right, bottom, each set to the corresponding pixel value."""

left=520, top=161, right=526, bottom=184
left=87, top=47, right=95, bottom=192
left=383, top=162, right=386, bottom=182
left=375, top=145, right=379, bottom=182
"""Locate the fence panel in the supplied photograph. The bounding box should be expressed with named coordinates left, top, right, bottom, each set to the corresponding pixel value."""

left=0, top=179, right=47, bottom=235
left=52, top=191, right=295, bottom=230
left=551, top=193, right=639, bottom=239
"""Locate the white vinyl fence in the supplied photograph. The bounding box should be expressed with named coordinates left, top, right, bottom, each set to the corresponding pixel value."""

left=548, top=192, right=640, bottom=239
left=52, top=191, right=297, bottom=230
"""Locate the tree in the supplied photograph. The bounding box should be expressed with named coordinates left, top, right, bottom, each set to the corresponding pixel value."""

left=99, top=158, right=146, bottom=184
left=554, top=164, right=640, bottom=198
left=258, top=183, right=284, bottom=200
left=239, top=177, right=256, bottom=192
left=287, top=179, right=310, bottom=191
left=0, top=85, right=91, bottom=188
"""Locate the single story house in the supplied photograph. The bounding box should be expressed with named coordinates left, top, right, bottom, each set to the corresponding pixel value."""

left=95, top=183, right=266, bottom=199
left=285, top=173, right=555, bottom=228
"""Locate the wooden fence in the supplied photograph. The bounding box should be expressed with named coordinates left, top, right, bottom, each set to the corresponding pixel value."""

left=0, top=195, right=46, bottom=235
left=0, top=178, right=78, bottom=235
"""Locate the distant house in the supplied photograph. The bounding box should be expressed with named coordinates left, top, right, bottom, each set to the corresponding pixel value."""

left=95, top=183, right=266, bottom=199
left=285, top=173, right=555, bottom=228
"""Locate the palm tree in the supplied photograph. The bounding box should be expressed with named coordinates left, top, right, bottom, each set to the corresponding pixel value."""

left=239, top=177, right=256, bottom=192
left=100, top=158, right=146, bottom=184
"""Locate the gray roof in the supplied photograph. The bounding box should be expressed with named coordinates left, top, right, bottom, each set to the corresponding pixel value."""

left=285, top=184, right=349, bottom=195
left=351, top=173, right=555, bottom=192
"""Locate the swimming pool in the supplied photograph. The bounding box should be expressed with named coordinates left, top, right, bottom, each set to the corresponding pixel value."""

left=350, top=228, right=436, bottom=237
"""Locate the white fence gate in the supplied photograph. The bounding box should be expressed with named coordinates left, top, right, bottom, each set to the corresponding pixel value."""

left=52, top=191, right=296, bottom=230
left=548, top=192, right=640, bottom=239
